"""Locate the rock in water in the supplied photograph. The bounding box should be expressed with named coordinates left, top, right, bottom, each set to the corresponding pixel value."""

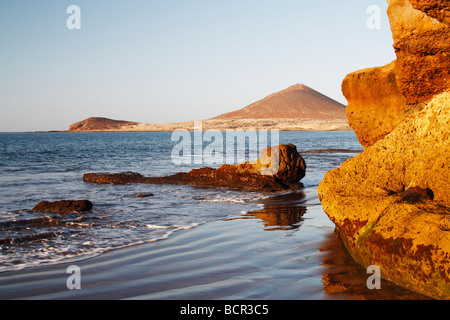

left=32, top=200, right=93, bottom=214
left=83, top=144, right=306, bottom=192
left=132, top=192, right=155, bottom=198
left=318, top=0, right=450, bottom=300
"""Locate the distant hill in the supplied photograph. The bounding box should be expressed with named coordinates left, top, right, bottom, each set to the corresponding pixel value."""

left=212, top=84, right=347, bottom=120
left=69, top=117, right=139, bottom=131
left=68, top=85, right=349, bottom=132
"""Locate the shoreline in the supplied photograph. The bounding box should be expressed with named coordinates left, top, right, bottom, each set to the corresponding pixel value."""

left=0, top=188, right=429, bottom=300
left=28, top=118, right=352, bottom=133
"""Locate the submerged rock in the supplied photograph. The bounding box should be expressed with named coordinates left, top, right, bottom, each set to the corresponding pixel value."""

left=83, top=144, right=306, bottom=192
left=318, top=0, right=450, bottom=300
left=0, top=232, right=61, bottom=245
left=32, top=200, right=93, bottom=214
left=132, top=192, right=155, bottom=198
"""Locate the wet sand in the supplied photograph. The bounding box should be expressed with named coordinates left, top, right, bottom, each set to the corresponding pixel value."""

left=0, top=189, right=429, bottom=300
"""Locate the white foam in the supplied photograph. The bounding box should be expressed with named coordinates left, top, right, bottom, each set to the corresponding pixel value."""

left=145, top=224, right=170, bottom=230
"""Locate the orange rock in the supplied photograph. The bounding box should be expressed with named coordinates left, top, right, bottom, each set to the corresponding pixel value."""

left=388, top=0, right=450, bottom=104
left=319, top=90, right=450, bottom=300
left=343, top=61, right=408, bottom=148
left=318, top=0, right=450, bottom=299
left=84, top=144, right=306, bottom=192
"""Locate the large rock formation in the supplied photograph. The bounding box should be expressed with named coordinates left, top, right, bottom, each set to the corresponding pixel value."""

left=318, top=0, right=450, bottom=300
left=388, top=0, right=450, bottom=105
left=343, top=61, right=409, bottom=148
left=345, top=0, right=450, bottom=148
left=84, top=144, right=306, bottom=192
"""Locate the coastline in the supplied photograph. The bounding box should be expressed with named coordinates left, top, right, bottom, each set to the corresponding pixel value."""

left=0, top=187, right=428, bottom=300
left=51, top=118, right=351, bottom=133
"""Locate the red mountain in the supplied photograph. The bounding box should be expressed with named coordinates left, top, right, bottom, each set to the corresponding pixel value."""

left=212, top=84, right=347, bottom=120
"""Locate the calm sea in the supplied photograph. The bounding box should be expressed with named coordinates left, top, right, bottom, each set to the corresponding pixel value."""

left=0, top=131, right=362, bottom=272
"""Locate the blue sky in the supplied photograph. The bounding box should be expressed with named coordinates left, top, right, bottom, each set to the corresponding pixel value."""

left=0, top=0, right=396, bottom=132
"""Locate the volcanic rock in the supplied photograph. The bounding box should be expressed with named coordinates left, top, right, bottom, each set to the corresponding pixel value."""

left=344, top=0, right=450, bottom=148
left=318, top=91, right=450, bottom=299
left=83, top=144, right=306, bottom=192
left=32, top=200, right=93, bottom=214
left=343, top=61, right=409, bottom=148
left=388, top=0, right=450, bottom=104
left=318, top=0, right=450, bottom=300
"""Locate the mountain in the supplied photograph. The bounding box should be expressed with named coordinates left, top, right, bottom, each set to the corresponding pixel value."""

left=68, top=84, right=350, bottom=132
left=212, top=84, right=347, bottom=120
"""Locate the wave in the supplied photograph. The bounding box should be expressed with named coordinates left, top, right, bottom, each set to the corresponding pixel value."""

left=0, top=220, right=205, bottom=273
left=0, top=231, right=62, bottom=245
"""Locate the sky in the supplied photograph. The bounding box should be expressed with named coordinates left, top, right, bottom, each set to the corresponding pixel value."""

left=0, top=0, right=396, bottom=132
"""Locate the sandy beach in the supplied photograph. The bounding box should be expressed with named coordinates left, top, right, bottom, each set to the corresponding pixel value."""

left=0, top=188, right=428, bottom=301
left=1, top=0, right=448, bottom=304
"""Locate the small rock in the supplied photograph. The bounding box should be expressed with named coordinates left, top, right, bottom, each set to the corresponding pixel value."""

left=133, top=193, right=154, bottom=198
left=32, top=200, right=93, bottom=214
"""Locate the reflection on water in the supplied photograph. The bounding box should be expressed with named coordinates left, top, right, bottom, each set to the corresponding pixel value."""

left=244, top=205, right=306, bottom=231
left=239, top=191, right=307, bottom=231
left=318, top=231, right=431, bottom=300
left=235, top=190, right=431, bottom=300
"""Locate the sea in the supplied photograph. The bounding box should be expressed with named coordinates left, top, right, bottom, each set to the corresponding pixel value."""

left=0, top=131, right=363, bottom=273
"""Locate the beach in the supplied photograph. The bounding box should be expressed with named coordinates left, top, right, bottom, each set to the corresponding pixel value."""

left=1, top=0, right=448, bottom=303
left=0, top=188, right=428, bottom=300
left=0, top=131, right=431, bottom=300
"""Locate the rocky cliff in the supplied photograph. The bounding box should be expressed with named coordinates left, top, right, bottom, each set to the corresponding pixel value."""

left=388, top=0, right=450, bottom=104
left=343, top=61, right=409, bottom=148
left=318, top=0, right=450, bottom=299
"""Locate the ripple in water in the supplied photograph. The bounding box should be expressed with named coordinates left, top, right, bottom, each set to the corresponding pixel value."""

left=0, top=131, right=362, bottom=272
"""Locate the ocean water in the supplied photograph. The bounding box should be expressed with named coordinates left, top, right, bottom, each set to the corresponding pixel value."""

left=0, top=131, right=363, bottom=273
